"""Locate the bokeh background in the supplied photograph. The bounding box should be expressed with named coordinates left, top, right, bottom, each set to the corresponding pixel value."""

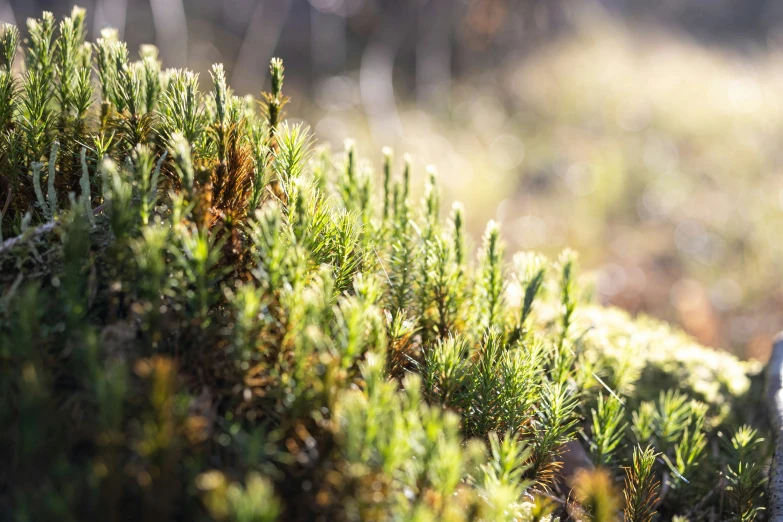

left=2, top=0, right=782, bottom=360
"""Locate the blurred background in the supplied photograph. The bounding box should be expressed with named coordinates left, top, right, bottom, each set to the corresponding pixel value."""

left=2, top=0, right=782, bottom=360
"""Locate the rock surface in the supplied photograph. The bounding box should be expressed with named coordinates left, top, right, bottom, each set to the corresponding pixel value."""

left=766, top=333, right=783, bottom=521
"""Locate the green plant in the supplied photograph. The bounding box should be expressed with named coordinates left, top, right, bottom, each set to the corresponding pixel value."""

left=723, top=425, right=766, bottom=522
left=586, top=393, right=627, bottom=467
left=623, top=445, right=660, bottom=522
left=0, top=9, right=770, bottom=522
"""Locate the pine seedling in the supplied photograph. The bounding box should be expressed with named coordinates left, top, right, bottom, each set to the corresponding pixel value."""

left=382, top=146, right=392, bottom=222
left=386, top=217, right=417, bottom=321
left=663, top=401, right=707, bottom=497
left=419, top=233, right=461, bottom=338
left=401, top=153, right=411, bottom=206
left=72, top=44, right=93, bottom=133
left=415, top=166, right=443, bottom=340
left=20, top=65, right=54, bottom=164
left=161, top=69, right=206, bottom=150
left=422, top=165, right=440, bottom=241
left=116, top=59, right=152, bottom=149
left=0, top=23, right=19, bottom=71
left=247, top=118, right=271, bottom=213
left=653, top=390, right=692, bottom=452
left=94, top=28, right=122, bottom=122
left=91, top=129, right=115, bottom=167
left=225, top=94, right=246, bottom=127
left=512, top=252, right=547, bottom=342
left=527, top=380, right=579, bottom=486
left=623, top=445, right=660, bottom=522
left=263, top=57, right=288, bottom=136
left=725, top=464, right=764, bottom=522
left=474, top=220, right=505, bottom=335
left=140, top=45, right=162, bottom=113
left=444, top=201, right=468, bottom=326
left=450, top=202, right=465, bottom=268
left=498, top=340, right=543, bottom=432
left=110, top=41, right=130, bottom=112
left=273, top=122, right=313, bottom=189
left=26, top=12, right=56, bottom=83
left=726, top=425, right=764, bottom=463
left=423, top=334, right=470, bottom=405
left=587, top=392, right=627, bottom=467
left=557, top=249, right=578, bottom=348
left=253, top=58, right=288, bottom=205
left=481, top=431, right=532, bottom=493
left=383, top=153, right=417, bottom=320
left=723, top=425, right=766, bottom=522
left=631, top=401, right=656, bottom=445
left=19, top=13, right=56, bottom=166
left=338, top=138, right=359, bottom=208
left=329, top=210, right=363, bottom=294
left=133, top=144, right=166, bottom=225
left=356, top=161, right=373, bottom=233
left=54, top=7, right=87, bottom=125
left=466, top=328, right=504, bottom=436
left=289, top=179, right=331, bottom=261
left=210, top=63, right=228, bottom=162
left=0, top=24, right=19, bottom=144
left=0, top=69, right=16, bottom=132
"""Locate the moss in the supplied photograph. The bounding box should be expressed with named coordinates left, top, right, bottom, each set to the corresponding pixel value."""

left=0, top=9, right=769, bottom=522
left=577, top=306, right=762, bottom=423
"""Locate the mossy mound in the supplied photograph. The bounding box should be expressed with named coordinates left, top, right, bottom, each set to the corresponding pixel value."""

left=0, top=9, right=769, bottom=522
left=577, top=306, right=763, bottom=424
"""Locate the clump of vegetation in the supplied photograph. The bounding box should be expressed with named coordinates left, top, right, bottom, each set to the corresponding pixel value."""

left=0, top=9, right=770, bottom=521
left=311, top=19, right=783, bottom=359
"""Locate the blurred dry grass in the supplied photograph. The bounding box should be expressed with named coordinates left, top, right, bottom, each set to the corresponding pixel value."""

left=306, top=15, right=783, bottom=360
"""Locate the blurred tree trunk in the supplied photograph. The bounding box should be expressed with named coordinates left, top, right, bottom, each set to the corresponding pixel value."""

left=310, top=3, right=347, bottom=78
left=416, top=0, right=452, bottom=112
left=94, top=0, right=128, bottom=38
left=231, top=0, right=293, bottom=96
